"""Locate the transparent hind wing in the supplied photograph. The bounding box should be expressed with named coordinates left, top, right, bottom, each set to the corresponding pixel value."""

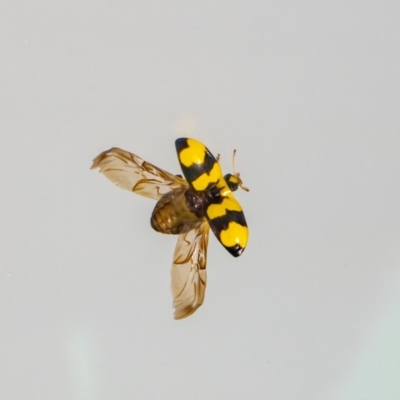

left=91, top=147, right=187, bottom=200
left=171, top=221, right=210, bottom=319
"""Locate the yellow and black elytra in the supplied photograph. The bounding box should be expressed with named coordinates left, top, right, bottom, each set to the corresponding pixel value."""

left=91, top=138, right=248, bottom=319
left=175, top=138, right=248, bottom=257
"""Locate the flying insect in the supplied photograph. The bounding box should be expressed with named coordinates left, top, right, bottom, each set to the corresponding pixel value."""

left=91, top=138, right=249, bottom=319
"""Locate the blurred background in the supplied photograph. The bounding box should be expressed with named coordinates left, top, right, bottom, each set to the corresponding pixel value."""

left=1, top=1, right=399, bottom=399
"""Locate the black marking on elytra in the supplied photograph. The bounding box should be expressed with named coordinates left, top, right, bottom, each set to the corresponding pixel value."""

left=175, top=138, right=190, bottom=154
left=208, top=210, right=247, bottom=257
left=175, top=139, right=218, bottom=189
left=208, top=210, right=247, bottom=232
left=180, top=156, right=217, bottom=187
left=226, top=244, right=244, bottom=257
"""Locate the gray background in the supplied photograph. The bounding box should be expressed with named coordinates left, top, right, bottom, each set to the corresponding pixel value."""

left=1, top=1, right=400, bottom=399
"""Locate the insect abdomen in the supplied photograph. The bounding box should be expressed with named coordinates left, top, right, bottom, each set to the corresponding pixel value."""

left=151, top=188, right=202, bottom=234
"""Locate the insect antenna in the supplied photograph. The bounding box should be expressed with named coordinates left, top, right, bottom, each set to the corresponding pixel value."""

left=232, top=149, right=249, bottom=192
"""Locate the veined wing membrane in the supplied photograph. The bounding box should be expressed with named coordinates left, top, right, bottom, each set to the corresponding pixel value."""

left=171, top=221, right=210, bottom=319
left=91, top=147, right=187, bottom=200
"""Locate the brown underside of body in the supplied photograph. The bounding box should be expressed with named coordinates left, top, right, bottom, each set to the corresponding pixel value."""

left=151, top=187, right=204, bottom=234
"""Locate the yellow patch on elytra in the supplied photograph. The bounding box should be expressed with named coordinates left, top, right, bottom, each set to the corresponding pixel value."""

left=178, top=138, right=207, bottom=167
left=191, top=162, right=223, bottom=191
left=220, top=222, right=248, bottom=248
left=206, top=196, right=242, bottom=219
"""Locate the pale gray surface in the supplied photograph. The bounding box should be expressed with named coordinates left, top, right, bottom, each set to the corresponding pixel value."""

left=1, top=1, right=400, bottom=399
